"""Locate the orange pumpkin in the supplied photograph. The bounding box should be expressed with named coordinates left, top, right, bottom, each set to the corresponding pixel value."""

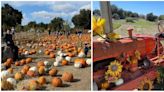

left=15, top=62, right=20, bottom=66
left=7, top=68, right=13, bottom=74
left=38, top=66, right=45, bottom=75
left=20, top=59, right=26, bottom=65
left=74, top=58, right=86, bottom=67
left=27, top=70, right=36, bottom=77
left=3, top=61, right=11, bottom=68
left=44, top=50, right=50, bottom=55
left=37, top=76, right=46, bottom=85
left=21, top=68, right=28, bottom=75
left=23, top=65, right=30, bottom=71
left=6, top=58, right=13, bottom=64
left=29, top=80, right=39, bottom=90
left=67, top=52, right=74, bottom=57
left=15, top=72, right=23, bottom=80
left=62, top=72, right=74, bottom=82
left=51, top=77, right=62, bottom=87
left=49, top=68, right=58, bottom=76
left=26, top=58, right=32, bottom=64
left=61, top=60, right=68, bottom=66
left=37, top=61, right=45, bottom=68
left=49, top=53, right=55, bottom=58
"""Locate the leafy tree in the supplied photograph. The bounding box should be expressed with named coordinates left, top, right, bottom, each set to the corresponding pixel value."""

left=93, top=9, right=101, bottom=16
left=146, top=13, right=158, bottom=21
left=49, top=17, right=64, bottom=31
left=15, top=24, right=23, bottom=32
left=112, top=13, right=120, bottom=20
left=2, top=4, right=23, bottom=28
left=159, top=15, right=164, bottom=20
left=72, top=9, right=91, bottom=29
left=27, top=21, right=37, bottom=28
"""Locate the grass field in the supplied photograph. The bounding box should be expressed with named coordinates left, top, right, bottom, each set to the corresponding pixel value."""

left=113, top=19, right=159, bottom=37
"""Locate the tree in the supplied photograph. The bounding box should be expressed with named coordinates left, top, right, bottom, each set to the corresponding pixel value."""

left=93, top=9, right=101, bottom=16
left=2, top=4, right=23, bottom=29
left=117, top=9, right=125, bottom=19
left=159, top=15, right=164, bottom=20
left=112, top=13, right=120, bottom=20
left=146, top=13, right=158, bottom=21
left=27, top=21, right=37, bottom=28
left=72, top=9, right=91, bottom=29
left=49, top=17, right=64, bottom=31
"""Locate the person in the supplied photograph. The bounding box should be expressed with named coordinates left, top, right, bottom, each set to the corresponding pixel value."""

left=48, top=28, right=51, bottom=35
left=4, top=29, right=18, bottom=61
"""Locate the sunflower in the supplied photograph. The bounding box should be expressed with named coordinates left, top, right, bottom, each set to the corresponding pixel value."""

left=107, top=32, right=121, bottom=41
left=105, top=60, right=123, bottom=80
left=92, top=16, right=105, bottom=36
left=135, top=50, right=141, bottom=60
left=138, top=78, right=154, bottom=90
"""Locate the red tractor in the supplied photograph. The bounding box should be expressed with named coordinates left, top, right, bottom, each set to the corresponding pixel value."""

left=93, top=2, right=164, bottom=90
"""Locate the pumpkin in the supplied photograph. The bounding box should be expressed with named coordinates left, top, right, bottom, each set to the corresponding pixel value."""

left=7, top=78, right=17, bottom=86
left=62, top=72, right=74, bottom=82
left=23, top=65, right=30, bottom=71
left=29, top=80, right=39, bottom=90
left=54, top=61, right=59, bottom=67
left=20, top=59, right=26, bottom=65
left=1, top=80, right=14, bottom=90
left=37, top=61, right=45, bottom=68
left=86, top=58, right=91, bottom=65
left=37, top=76, right=46, bottom=85
left=14, top=72, right=23, bottom=80
left=27, top=70, right=36, bottom=77
left=29, top=66, right=37, bottom=72
left=6, top=58, right=13, bottom=64
left=38, top=66, right=45, bottom=75
left=7, top=68, right=13, bottom=74
left=15, top=62, right=20, bottom=66
left=101, top=81, right=109, bottom=90
left=45, top=50, right=50, bottom=55
left=21, top=68, right=28, bottom=75
left=1, top=70, right=9, bottom=80
left=74, top=62, right=82, bottom=68
left=26, top=58, right=32, bottom=64
left=78, top=51, right=85, bottom=58
left=49, top=68, right=58, bottom=76
left=44, top=60, right=50, bottom=66
left=51, top=77, right=62, bottom=87
left=74, top=58, right=86, bottom=67
left=55, top=56, right=63, bottom=62
left=49, top=53, right=55, bottom=58
left=4, top=61, right=11, bottom=68
left=65, top=56, right=71, bottom=62
left=61, top=60, right=68, bottom=66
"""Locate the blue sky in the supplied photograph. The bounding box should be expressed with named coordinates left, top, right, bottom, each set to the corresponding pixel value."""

left=1, top=1, right=91, bottom=26
left=93, top=1, right=164, bottom=16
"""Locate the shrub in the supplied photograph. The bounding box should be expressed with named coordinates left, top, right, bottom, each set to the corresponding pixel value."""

left=126, top=17, right=135, bottom=23
left=159, top=15, right=164, bottom=20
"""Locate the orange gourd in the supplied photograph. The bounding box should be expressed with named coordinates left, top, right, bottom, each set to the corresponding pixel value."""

left=61, top=60, right=68, bottom=66
left=51, top=77, right=62, bottom=87
left=62, top=72, right=74, bottom=82
left=37, top=76, right=46, bottom=85
left=74, top=58, right=86, bottom=67
left=49, top=68, right=58, bottom=76
left=15, top=72, right=23, bottom=80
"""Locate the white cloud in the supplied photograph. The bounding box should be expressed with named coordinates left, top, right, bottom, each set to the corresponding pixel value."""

left=2, top=1, right=91, bottom=25
left=80, top=4, right=91, bottom=10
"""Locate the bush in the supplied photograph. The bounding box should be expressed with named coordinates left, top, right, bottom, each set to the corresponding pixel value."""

left=159, top=15, right=164, bottom=20
left=146, top=13, right=158, bottom=21
left=112, top=13, right=120, bottom=20
left=126, top=17, right=135, bottom=23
